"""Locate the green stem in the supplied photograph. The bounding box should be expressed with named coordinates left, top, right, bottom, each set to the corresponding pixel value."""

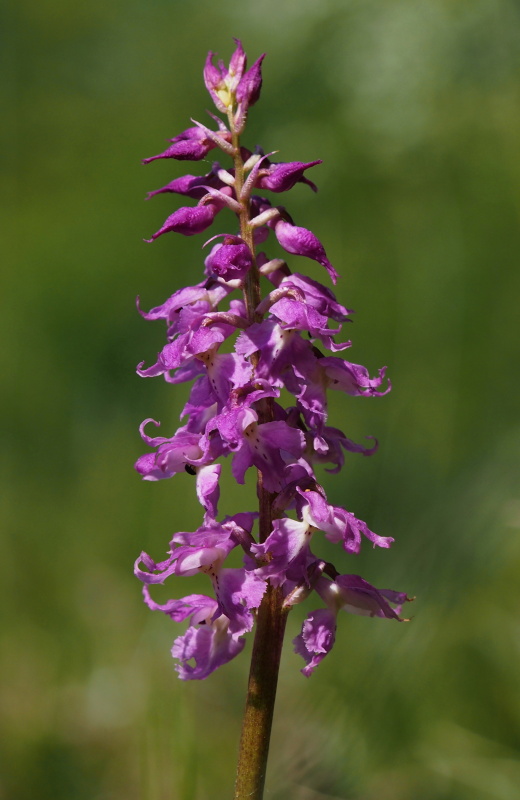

left=229, top=109, right=289, bottom=800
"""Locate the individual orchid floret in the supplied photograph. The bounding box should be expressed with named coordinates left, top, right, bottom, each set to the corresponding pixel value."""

left=294, top=489, right=394, bottom=553
left=173, top=610, right=246, bottom=680
left=204, top=235, right=253, bottom=281
left=138, top=515, right=257, bottom=587
left=319, top=358, right=391, bottom=397
left=145, top=200, right=222, bottom=241
left=146, top=163, right=225, bottom=200
left=143, top=126, right=220, bottom=163
left=136, top=280, right=233, bottom=336
left=256, top=160, right=322, bottom=193
left=137, top=329, right=222, bottom=379
left=276, top=273, right=352, bottom=322
left=141, top=588, right=247, bottom=680
left=134, top=420, right=217, bottom=481
left=274, top=218, right=339, bottom=284
left=315, top=574, right=412, bottom=621
left=135, top=524, right=238, bottom=585
left=294, top=575, right=411, bottom=676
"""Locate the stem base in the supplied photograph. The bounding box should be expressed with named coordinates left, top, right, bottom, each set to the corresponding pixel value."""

left=233, top=584, right=289, bottom=799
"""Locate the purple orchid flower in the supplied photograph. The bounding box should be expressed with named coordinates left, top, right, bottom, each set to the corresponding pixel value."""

left=294, top=575, right=411, bottom=676
left=256, top=160, right=322, bottom=193
left=143, top=126, right=222, bottom=163
left=172, top=611, right=246, bottom=680
left=146, top=163, right=225, bottom=200
left=204, top=235, right=253, bottom=281
left=145, top=199, right=223, bottom=241
left=134, top=40, right=409, bottom=696
left=274, top=218, right=339, bottom=284
left=134, top=421, right=212, bottom=480
left=142, top=589, right=246, bottom=679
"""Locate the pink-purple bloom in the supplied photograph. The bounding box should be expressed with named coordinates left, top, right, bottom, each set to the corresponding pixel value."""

left=204, top=235, right=253, bottom=281
left=143, top=126, right=222, bottom=163
left=256, top=159, right=322, bottom=193
left=135, top=40, right=410, bottom=680
left=273, top=219, right=339, bottom=284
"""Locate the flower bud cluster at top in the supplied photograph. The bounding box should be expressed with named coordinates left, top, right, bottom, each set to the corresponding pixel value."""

left=135, top=39, right=411, bottom=680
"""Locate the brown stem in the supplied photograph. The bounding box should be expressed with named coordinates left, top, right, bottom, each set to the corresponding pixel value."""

left=234, top=585, right=289, bottom=799
left=229, top=108, right=288, bottom=800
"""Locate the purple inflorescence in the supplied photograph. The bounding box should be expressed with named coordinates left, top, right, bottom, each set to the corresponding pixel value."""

left=135, top=40, right=411, bottom=680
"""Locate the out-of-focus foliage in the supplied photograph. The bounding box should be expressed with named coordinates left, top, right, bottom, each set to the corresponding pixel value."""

left=2, top=1, right=520, bottom=798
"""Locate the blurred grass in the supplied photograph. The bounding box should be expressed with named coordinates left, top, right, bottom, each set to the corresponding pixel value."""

left=2, top=0, right=520, bottom=798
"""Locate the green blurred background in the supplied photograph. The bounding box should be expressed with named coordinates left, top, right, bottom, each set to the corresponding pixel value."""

left=3, top=0, right=520, bottom=798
